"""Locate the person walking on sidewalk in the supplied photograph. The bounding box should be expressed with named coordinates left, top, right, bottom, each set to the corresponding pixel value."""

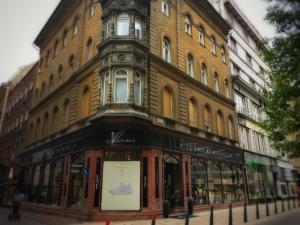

left=9, top=189, right=24, bottom=220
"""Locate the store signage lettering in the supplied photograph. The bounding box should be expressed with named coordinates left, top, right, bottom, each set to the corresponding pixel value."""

left=106, top=130, right=136, bottom=145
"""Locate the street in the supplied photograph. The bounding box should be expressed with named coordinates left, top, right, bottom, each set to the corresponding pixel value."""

left=255, top=210, right=300, bottom=225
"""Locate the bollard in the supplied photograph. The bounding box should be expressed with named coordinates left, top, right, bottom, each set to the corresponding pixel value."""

left=293, top=197, right=296, bottom=209
left=274, top=199, right=278, bottom=214
left=151, top=213, right=156, bottom=225
left=210, top=205, right=214, bottom=225
left=243, top=202, right=248, bottom=223
left=105, top=221, right=111, bottom=225
left=281, top=198, right=285, bottom=212
left=256, top=200, right=260, bottom=219
left=288, top=197, right=291, bottom=210
left=266, top=199, right=270, bottom=217
left=185, top=210, right=189, bottom=225
left=228, top=204, right=233, bottom=225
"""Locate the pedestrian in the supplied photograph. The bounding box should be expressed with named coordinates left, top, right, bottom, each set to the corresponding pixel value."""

left=10, top=189, right=24, bottom=220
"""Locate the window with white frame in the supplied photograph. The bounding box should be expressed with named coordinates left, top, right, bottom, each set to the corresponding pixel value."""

left=162, top=37, right=171, bottom=63
left=116, top=14, right=130, bottom=36
left=213, top=72, right=219, bottom=92
left=115, top=70, right=128, bottom=103
left=134, top=20, right=142, bottom=39
left=201, top=63, right=207, bottom=85
left=185, top=15, right=192, bottom=35
left=161, top=0, right=169, bottom=16
left=187, top=54, right=194, bottom=77
left=246, top=53, right=252, bottom=67
left=103, top=72, right=109, bottom=104
left=210, top=36, right=216, bottom=55
left=230, top=37, right=237, bottom=53
left=199, top=26, right=205, bottom=45
left=232, top=63, right=240, bottom=75
left=239, top=126, right=250, bottom=150
left=134, top=72, right=142, bottom=105
left=234, top=92, right=247, bottom=114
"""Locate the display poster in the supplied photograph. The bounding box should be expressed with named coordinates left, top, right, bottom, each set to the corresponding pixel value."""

left=101, top=161, right=140, bottom=211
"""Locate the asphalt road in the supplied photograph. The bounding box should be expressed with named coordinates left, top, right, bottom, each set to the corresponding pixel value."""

left=255, top=209, right=300, bottom=225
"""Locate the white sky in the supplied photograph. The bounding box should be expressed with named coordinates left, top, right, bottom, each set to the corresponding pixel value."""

left=0, top=0, right=275, bottom=84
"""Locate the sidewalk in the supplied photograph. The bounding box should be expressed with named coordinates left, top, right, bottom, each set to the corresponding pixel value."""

left=0, top=200, right=299, bottom=225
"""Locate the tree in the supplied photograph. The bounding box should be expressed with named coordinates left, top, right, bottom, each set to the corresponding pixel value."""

left=261, top=0, right=300, bottom=157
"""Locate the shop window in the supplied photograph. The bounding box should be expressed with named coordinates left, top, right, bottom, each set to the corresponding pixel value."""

left=68, top=154, right=85, bottom=209
left=161, top=0, right=169, bottom=16
left=102, top=72, right=109, bottom=104
left=213, top=72, right=220, bottom=92
left=162, top=37, right=171, bottom=63
left=216, top=110, right=224, bottom=136
left=191, top=160, right=209, bottom=205
left=187, top=53, right=194, bottom=77
left=199, top=25, right=205, bottom=45
left=82, top=86, right=91, bottom=117
left=85, top=38, right=93, bottom=62
left=115, top=70, right=128, bottom=103
left=185, top=14, right=192, bottom=35
left=116, top=14, right=130, bottom=36
left=134, top=20, right=142, bottom=39
left=134, top=72, right=142, bottom=105
left=207, top=161, right=223, bottom=204
left=51, top=159, right=63, bottom=205
left=40, top=164, right=50, bottom=203
left=228, top=116, right=235, bottom=139
left=63, top=98, right=71, bottom=127
left=188, top=98, right=197, bottom=127
left=201, top=63, right=208, bottom=85
left=225, top=79, right=230, bottom=98
left=162, top=86, right=173, bottom=118
left=210, top=36, right=216, bottom=55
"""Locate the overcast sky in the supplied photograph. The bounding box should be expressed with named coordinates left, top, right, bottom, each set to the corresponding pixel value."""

left=0, top=0, right=275, bottom=84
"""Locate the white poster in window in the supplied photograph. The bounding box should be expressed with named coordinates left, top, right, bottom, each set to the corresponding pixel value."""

left=101, top=161, right=140, bottom=211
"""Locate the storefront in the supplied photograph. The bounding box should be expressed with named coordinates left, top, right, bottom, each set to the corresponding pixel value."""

left=276, top=160, right=295, bottom=198
left=244, top=152, right=275, bottom=200
left=19, top=120, right=246, bottom=218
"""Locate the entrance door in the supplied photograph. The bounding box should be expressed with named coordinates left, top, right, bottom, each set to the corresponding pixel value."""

left=164, top=155, right=183, bottom=208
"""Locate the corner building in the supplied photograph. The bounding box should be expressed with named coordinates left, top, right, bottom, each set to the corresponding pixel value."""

left=20, top=0, right=245, bottom=219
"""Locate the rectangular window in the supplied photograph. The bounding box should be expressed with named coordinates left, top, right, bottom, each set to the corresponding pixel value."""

left=246, top=53, right=252, bottom=67
left=134, top=21, right=142, bottom=39
left=230, top=37, right=237, bottom=53
left=155, top=157, right=159, bottom=198
left=134, top=75, right=141, bottom=105
left=115, top=76, right=127, bottom=102
left=117, top=17, right=129, bottom=36
left=161, top=0, right=169, bottom=16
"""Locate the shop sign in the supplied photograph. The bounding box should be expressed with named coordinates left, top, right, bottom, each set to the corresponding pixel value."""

left=105, top=130, right=136, bottom=145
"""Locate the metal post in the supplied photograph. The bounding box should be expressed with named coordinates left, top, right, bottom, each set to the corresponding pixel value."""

left=266, top=199, right=270, bottom=217
left=228, top=204, right=233, bottom=225
left=274, top=199, right=278, bottom=214
left=293, top=197, right=296, bottom=209
left=288, top=197, right=291, bottom=210
left=185, top=210, right=189, bottom=225
left=210, top=205, right=214, bottom=225
left=282, top=198, right=285, bottom=212
left=256, top=200, right=260, bottom=219
left=243, top=202, right=248, bottom=223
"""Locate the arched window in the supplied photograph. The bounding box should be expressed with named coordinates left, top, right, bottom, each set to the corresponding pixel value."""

left=214, top=72, right=220, bottom=92
left=52, top=106, right=59, bottom=133
left=35, top=88, right=39, bottom=103
left=69, top=54, right=75, bottom=72
left=163, top=87, right=173, bottom=118
left=90, top=0, right=96, bottom=17
left=188, top=98, right=197, bottom=126
left=185, top=14, right=192, bottom=35
left=62, top=29, right=67, bottom=48
left=41, top=164, right=50, bottom=202
left=134, top=72, right=142, bottom=105
left=162, top=0, right=169, bottom=16
left=204, top=104, right=212, bottom=132
left=116, top=14, right=130, bottom=36
left=58, top=64, right=63, bottom=85
left=225, top=79, right=230, bottom=98
left=82, top=86, right=91, bottom=117
left=210, top=36, right=216, bottom=55
left=228, top=116, right=235, bottom=139
left=216, top=110, right=224, bottom=136
left=35, top=118, right=41, bottom=139
left=51, top=160, right=63, bottom=205
left=221, top=46, right=226, bottom=63
left=53, top=40, right=58, bottom=58
left=41, top=82, right=46, bottom=99
left=42, top=112, right=49, bottom=137
left=85, top=38, right=93, bottom=62
left=134, top=20, right=142, bottom=39
left=29, top=122, right=34, bottom=143
left=46, top=50, right=50, bottom=67
left=201, top=63, right=208, bottom=85
left=187, top=53, right=194, bottom=77
left=102, top=72, right=109, bottom=104
left=162, top=37, right=171, bottom=63
left=63, top=99, right=71, bottom=127
left=72, top=17, right=78, bottom=36
left=49, top=74, right=54, bottom=93
left=115, top=70, right=128, bottom=103
left=199, top=25, right=205, bottom=45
